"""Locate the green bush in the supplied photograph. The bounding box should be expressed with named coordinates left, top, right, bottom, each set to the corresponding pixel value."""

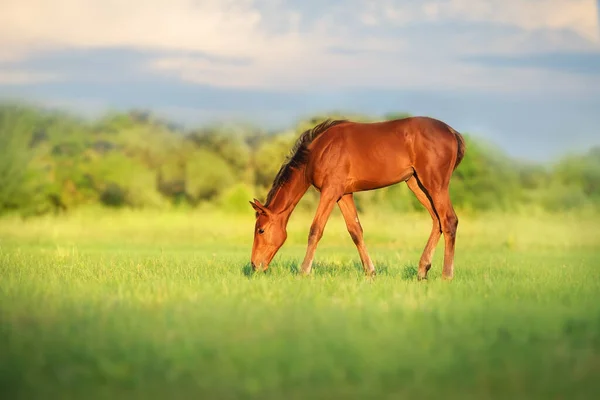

left=186, top=149, right=236, bottom=202
left=0, top=105, right=39, bottom=212
left=218, top=183, right=256, bottom=213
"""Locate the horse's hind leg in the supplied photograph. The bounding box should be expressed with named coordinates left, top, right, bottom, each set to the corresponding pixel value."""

left=432, top=191, right=458, bottom=280
left=410, top=174, right=458, bottom=280
left=406, top=176, right=442, bottom=280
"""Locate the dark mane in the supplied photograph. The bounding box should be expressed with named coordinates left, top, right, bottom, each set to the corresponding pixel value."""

left=264, top=119, right=348, bottom=207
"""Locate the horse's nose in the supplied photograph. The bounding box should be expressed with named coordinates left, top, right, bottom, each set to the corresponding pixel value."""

left=251, top=261, right=257, bottom=271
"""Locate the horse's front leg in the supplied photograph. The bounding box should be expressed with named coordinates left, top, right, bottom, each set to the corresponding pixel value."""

left=338, top=194, right=376, bottom=276
left=300, top=189, right=340, bottom=275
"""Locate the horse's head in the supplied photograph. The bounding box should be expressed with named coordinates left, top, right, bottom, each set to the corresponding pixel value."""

left=249, top=198, right=287, bottom=272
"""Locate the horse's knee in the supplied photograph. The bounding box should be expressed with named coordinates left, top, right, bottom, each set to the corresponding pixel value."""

left=309, top=224, right=324, bottom=242
left=348, top=225, right=363, bottom=245
left=443, top=213, right=458, bottom=238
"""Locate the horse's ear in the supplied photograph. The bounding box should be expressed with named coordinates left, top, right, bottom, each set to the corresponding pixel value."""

left=253, top=198, right=264, bottom=208
left=250, top=199, right=269, bottom=215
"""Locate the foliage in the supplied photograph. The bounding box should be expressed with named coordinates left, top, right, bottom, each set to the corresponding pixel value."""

left=0, top=102, right=598, bottom=216
left=553, top=147, right=600, bottom=201
left=0, top=105, right=36, bottom=211
left=449, top=136, right=522, bottom=211
left=186, top=148, right=236, bottom=202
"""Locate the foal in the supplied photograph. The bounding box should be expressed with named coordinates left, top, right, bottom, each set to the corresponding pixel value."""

left=250, top=116, right=465, bottom=280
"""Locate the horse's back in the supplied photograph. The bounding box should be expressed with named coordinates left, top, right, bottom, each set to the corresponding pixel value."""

left=345, top=116, right=460, bottom=160
left=307, top=117, right=460, bottom=192
left=316, top=116, right=457, bottom=160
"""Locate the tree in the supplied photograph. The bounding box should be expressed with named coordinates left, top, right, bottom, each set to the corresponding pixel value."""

left=185, top=149, right=236, bottom=202
left=0, top=105, right=38, bottom=213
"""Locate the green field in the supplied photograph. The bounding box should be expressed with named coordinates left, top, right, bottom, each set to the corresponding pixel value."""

left=1, top=208, right=600, bottom=399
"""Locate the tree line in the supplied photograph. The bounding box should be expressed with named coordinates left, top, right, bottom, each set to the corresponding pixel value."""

left=0, top=103, right=598, bottom=216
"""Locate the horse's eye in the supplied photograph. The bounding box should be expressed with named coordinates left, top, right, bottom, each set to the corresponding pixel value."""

left=258, top=228, right=265, bottom=234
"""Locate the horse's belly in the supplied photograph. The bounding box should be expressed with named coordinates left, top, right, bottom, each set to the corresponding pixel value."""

left=346, top=166, right=413, bottom=192
left=342, top=139, right=413, bottom=191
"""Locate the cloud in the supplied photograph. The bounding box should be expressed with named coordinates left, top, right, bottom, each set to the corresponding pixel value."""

left=438, top=0, right=599, bottom=42
left=0, top=0, right=599, bottom=93
left=0, top=69, right=61, bottom=85
left=2, top=1, right=597, bottom=55
left=463, top=52, right=600, bottom=75
left=0, top=0, right=305, bottom=58
left=367, top=0, right=600, bottom=42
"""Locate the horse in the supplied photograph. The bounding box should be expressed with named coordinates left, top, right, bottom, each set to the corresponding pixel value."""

left=249, top=116, right=466, bottom=280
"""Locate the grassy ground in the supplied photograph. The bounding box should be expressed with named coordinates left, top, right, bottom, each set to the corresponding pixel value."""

left=1, top=208, right=599, bottom=399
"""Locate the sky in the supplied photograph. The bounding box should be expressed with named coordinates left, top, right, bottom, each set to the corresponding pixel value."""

left=1, top=0, right=599, bottom=161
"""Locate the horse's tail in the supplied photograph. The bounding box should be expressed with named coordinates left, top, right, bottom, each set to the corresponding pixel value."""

left=449, top=126, right=466, bottom=170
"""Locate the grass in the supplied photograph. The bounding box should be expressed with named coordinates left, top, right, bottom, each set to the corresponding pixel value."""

left=1, top=207, right=600, bottom=399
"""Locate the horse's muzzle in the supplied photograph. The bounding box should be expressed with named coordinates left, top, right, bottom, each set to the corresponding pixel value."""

left=251, top=261, right=266, bottom=272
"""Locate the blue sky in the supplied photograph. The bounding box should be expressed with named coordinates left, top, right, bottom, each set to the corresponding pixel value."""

left=1, top=0, right=599, bottom=161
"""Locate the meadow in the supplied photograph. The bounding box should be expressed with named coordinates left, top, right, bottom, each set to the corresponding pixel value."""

left=1, top=207, right=600, bottom=399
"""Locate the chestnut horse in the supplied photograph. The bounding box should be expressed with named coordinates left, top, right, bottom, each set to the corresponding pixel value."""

left=250, top=116, right=466, bottom=280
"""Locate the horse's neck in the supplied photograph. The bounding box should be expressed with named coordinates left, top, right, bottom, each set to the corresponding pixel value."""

left=269, top=167, right=310, bottom=220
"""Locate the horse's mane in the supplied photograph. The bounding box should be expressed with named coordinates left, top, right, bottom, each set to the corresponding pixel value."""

left=264, top=119, right=348, bottom=207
